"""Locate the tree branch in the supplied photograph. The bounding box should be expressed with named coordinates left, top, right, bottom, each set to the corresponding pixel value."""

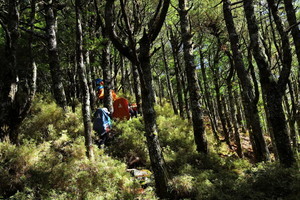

left=149, top=0, right=170, bottom=42
left=150, top=46, right=161, bottom=58
left=19, top=26, right=47, bottom=40
left=19, top=20, right=46, bottom=31
left=286, top=21, right=300, bottom=33
left=119, top=0, right=135, bottom=48
left=93, top=0, right=104, bottom=31
left=105, top=0, right=136, bottom=63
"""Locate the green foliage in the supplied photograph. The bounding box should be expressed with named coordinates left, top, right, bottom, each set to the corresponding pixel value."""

left=107, top=117, right=150, bottom=167
left=19, top=97, right=84, bottom=143
left=0, top=97, right=158, bottom=199
left=1, top=98, right=299, bottom=200
left=0, top=136, right=152, bottom=199
left=111, top=102, right=300, bottom=199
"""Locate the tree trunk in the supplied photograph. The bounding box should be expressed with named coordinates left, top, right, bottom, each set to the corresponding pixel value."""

left=75, top=0, right=93, bottom=159
left=120, top=55, right=126, bottom=94
left=44, top=0, right=67, bottom=110
left=157, top=75, right=163, bottom=106
left=138, top=37, right=169, bottom=196
left=287, top=81, right=299, bottom=150
left=213, top=66, right=232, bottom=148
left=0, top=0, right=19, bottom=143
left=85, top=51, right=96, bottom=111
left=226, top=53, right=243, bottom=157
left=101, top=41, right=113, bottom=113
left=283, top=0, right=300, bottom=71
left=267, top=0, right=298, bottom=154
left=169, top=29, right=184, bottom=118
left=283, top=0, right=300, bottom=114
left=223, top=0, right=270, bottom=162
left=178, top=0, right=208, bottom=154
left=199, top=50, right=219, bottom=141
left=161, top=39, right=178, bottom=114
left=243, top=0, right=295, bottom=167
left=234, top=89, right=245, bottom=131
left=105, top=0, right=170, bottom=197
left=131, top=63, right=142, bottom=114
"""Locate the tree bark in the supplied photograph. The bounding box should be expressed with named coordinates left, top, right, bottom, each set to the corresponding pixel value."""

left=243, top=0, right=295, bottom=167
left=85, top=51, right=96, bottom=111
left=44, top=0, right=67, bottom=110
left=226, top=52, right=243, bottom=157
left=169, top=29, right=184, bottom=118
left=101, top=41, right=113, bottom=113
left=131, top=63, right=142, bottom=114
left=178, top=0, right=208, bottom=154
left=283, top=0, right=300, bottom=68
left=0, top=0, right=20, bottom=142
left=75, top=0, right=93, bottom=159
left=161, top=39, right=178, bottom=114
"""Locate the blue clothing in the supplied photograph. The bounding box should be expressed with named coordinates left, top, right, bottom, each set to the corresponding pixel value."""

left=95, top=79, right=103, bottom=85
left=93, top=108, right=112, bottom=136
left=97, top=85, right=104, bottom=90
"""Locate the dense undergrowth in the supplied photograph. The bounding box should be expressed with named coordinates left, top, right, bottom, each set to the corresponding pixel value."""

left=0, top=97, right=299, bottom=199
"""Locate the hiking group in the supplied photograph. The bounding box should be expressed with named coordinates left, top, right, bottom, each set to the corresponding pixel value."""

left=93, top=78, right=138, bottom=147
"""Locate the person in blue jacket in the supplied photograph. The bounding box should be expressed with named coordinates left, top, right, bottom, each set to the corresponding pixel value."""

left=93, top=108, right=112, bottom=147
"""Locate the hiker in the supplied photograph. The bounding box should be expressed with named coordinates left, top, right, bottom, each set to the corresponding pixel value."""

left=95, top=78, right=118, bottom=101
left=95, top=78, right=105, bottom=100
left=93, top=108, right=112, bottom=147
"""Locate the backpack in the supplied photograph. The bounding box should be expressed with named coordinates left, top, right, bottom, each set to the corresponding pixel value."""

left=112, top=97, right=130, bottom=120
left=93, top=108, right=112, bottom=136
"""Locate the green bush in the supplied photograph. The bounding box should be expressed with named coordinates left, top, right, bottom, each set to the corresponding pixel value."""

left=0, top=136, right=155, bottom=199
left=2, top=98, right=299, bottom=200
left=0, top=97, right=157, bottom=199
left=107, top=117, right=150, bottom=167
left=19, top=98, right=84, bottom=143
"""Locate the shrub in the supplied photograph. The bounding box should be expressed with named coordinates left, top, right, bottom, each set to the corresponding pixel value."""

left=19, top=98, right=84, bottom=143
left=0, top=136, right=156, bottom=199
left=106, top=117, right=150, bottom=167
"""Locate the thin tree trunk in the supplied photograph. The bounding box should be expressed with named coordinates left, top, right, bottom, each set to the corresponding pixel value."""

left=76, top=0, right=93, bottom=159
left=287, top=81, right=298, bottom=150
left=161, top=39, right=178, bottom=114
left=178, top=0, right=208, bottom=154
left=212, top=66, right=231, bottom=149
left=199, top=49, right=219, bottom=141
left=101, top=41, right=113, bottom=113
left=226, top=53, right=243, bottom=157
left=120, top=55, right=126, bottom=94
left=156, top=75, right=163, bottom=106
left=131, top=63, right=142, bottom=114
left=44, top=0, right=67, bottom=110
left=169, top=29, right=184, bottom=118
left=85, top=51, right=96, bottom=111
left=283, top=0, right=300, bottom=72
left=234, top=89, right=245, bottom=131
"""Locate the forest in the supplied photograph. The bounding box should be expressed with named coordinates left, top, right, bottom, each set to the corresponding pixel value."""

left=0, top=0, right=299, bottom=199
